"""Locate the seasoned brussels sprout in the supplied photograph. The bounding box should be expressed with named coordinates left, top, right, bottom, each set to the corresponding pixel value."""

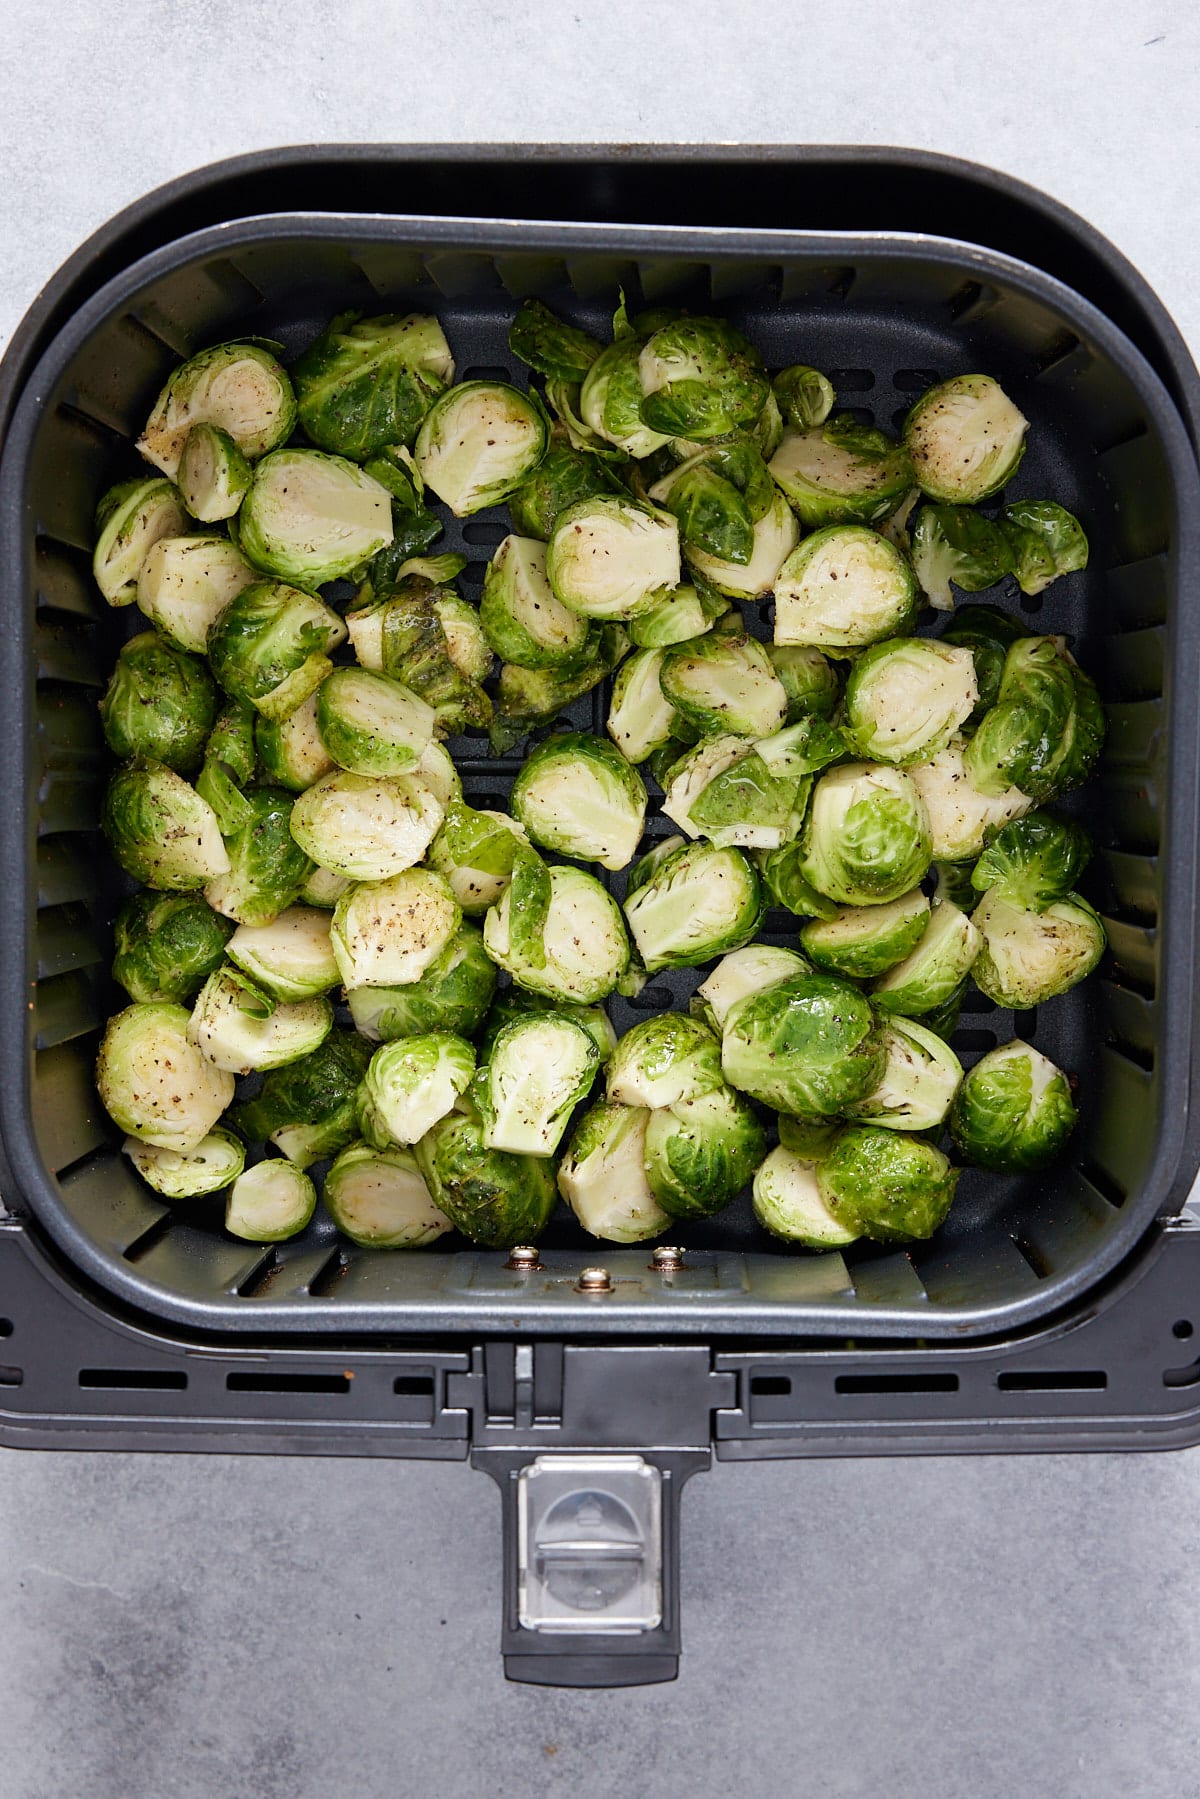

left=800, top=763, right=932, bottom=906
left=359, top=1033, right=476, bottom=1149
left=427, top=803, right=529, bottom=915
left=230, top=1028, right=372, bottom=1167
left=204, top=787, right=312, bottom=927
left=475, top=1013, right=600, bottom=1156
left=355, top=580, right=491, bottom=736
left=207, top=580, right=347, bottom=723
left=933, top=858, right=979, bottom=912
left=546, top=496, right=680, bottom=620
left=414, top=381, right=548, bottom=516
left=138, top=341, right=296, bottom=479
left=188, top=966, right=333, bottom=1075
left=648, top=455, right=754, bottom=567
left=607, top=647, right=680, bottom=764
left=580, top=338, right=672, bottom=460
left=237, top=449, right=393, bottom=587
left=316, top=667, right=436, bottom=778
left=753, top=840, right=839, bottom=920
left=971, top=812, right=1092, bottom=911
left=721, top=972, right=884, bottom=1117
left=623, top=839, right=764, bottom=972
left=292, top=311, right=454, bottom=457
left=999, top=500, right=1089, bottom=597
left=103, top=761, right=230, bottom=890
left=136, top=535, right=257, bottom=654
left=324, top=1141, right=453, bottom=1247
left=298, top=865, right=352, bottom=910
left=99, top=631, right=219, bottom=772
left=659, top=631, right=787, bottom=739
left=225, top=1160, right=317, bottom=1243
left=769, top=418, right=913, bottom=528
left=752, top=1144, right=861, bottom=1248
left=124, top=1128, right=246, bottom=1199
left=769, top=643, right=840, bottom=722
left=908, top=738, right=1033, bottom=861
left=846, top=1016, right=963, bottom=1131
left=177, top=423, right=253, bottom=523
left=777, top=1111, right=842, bottom=1158
left=558, top=1101, right=673, bottom=1242
left=691, top=945, right=811, bottom=1033
left=488, top=623, right=630, bottom=755
left=479, top=987, right=615, bottom=1066
left=910, top=504, right=1015, bottom=610
left=950, top=1039, right=1078, bottom=1171
left=774, top=525, right=917, bottom=649
left=484, top=862, right=630, bottom=1003
left=636, top=316, right=769, bottom=440
left=683, top=489, right=802, bottom=600
left=606, top=1013, right=724, bottom=1110
left=843, top=638, right=978, bottom=765
left=628, top=580, right=729, bottom=649
left=971, top=889, right=1106, bottom=1008
left=904, top=374, right=1028, bottom=504
left=480, top=535, right=594, bottom=668
left=819, top=1125, right=959, bottom=1242
left=112, top=892, right=234, bottom=1005
left=94, top=478, right=188, bottom=605
left=964, top=636, right=1105, bottom=802
left=508, top=439, right=620, bottom=540
left=289, top=768, right=443, bottom=882
left=510, top=731, right=648, bottom=871
left=331, top=868, right=462, bottom=989
left=662, top=735, right=807, bottom=852
left=872, top=900, right=982, bottom=1017
left=644, top=1084, right=766, bottom=1219
left=203, top=697, right=257, bottom=788
left=255, top=693, right=334, bottom=792
left=96, top=1002, right=235, bottom=1151
left=508, top=300, right=602, bottom=382
left=801, top=889, right=931, bottom=980
left=941, top=604, right=1027, bottom=720
left=772, top=365, right=835, bottom=432
left=414, top=1109, right=558, bottom=1247
left=347, top=923, right=496, bottom=1043
left=226, top=906, right=338, bottom=1000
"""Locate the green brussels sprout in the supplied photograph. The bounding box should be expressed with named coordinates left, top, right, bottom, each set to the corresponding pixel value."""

left=316, top=667, right=436, bottom=779
left=237, top=449, right=394, bottom=587
left=177, top=423, right=253, bottom=523
left=819, top=1125, right=959, bottom=1242
left=481, top=535, right=594, bottom=669
left=124, top=1128, right=245, bottom=1199
left=628, top=580, right=730, bottom=648
left=510, top=731, right=648, bottom=871
left=661, top=735, right=808, bottom=852
left=135, top=534, right=257, bottom=654
left=643, top=1084, right=766, bottom=1219
left=721, top=972, right=884, bottom=1116
left=484, top=862, right=630, bottom=1003
left=546, top=496, right=680, bottom=621
left=99, top=630, right=219, bottom=772
left=846, top=1016, right=963, bottom=1131
left=774, top=525, right=917, bottom=649
left=800, top=762, right=932, bottom=906
left=112, top=892, right=234, bottom=1005
left=843, top=637, right=979, bottom=765
left=543, top=375, right=629, bottom=460
left=226, top=906, right=338, bottom=1000
left=207, top=580, right=347, bottom=723
left=324, top=1141, right=453, bottom=1247
left=769, top=643, right=840, bottom=722
left=907, top=738, right=1033, bottom=861
left=203, top=786, right=312, bottom=927
left=912, top=978, right=968, bottom=1043
left=479, top=987, right=615, bottom=1065
left=606, top=1013, right=724, bottom=1110
left=414, top=1109, right=558, bottom=1247
left=291, top=311, right=454, bottom=456
left=487, top=624, right=630, bottom=756
left=691, top=945, right=811, bottom=1034
left=659, top=631, right=788, bottom=739
left=96, top=1001, right=235, bottom=1152
left=772, top=365, right=836, bottom=431
left=289, top=768, right=443, bottom=883
left=255, top=693, right=334, bottom=792
left=769, top=417, right=914, bottom=528
left=801, top=889, right=931, bottom=980
left=508, top=300, right=602, bottom=382
left=138, top=340, right=297, bottom=480
left=475, top=1013, right=600, bottom=1156
left=204, top=697, right=257, bottom=789
left=623, top=839, right=764, bottom=972
left=414, top=380, right=548, bottom=516
left=649, top=442, right=775, bottom=568
left=971, top=889, right=1106, bottom=1008
left=93, top=478, right=188, bottom=605
left=229, top=1028, right=372, bottom=1167
left=352, top=581, right=491, bottom=735
left=299, top=865, right=352, bottom=910
left=359, top=1032, right=476, bottom=1149
left=331, top=868, right=462, bottom=990
left=752, top=1143, right=861, bottom=1248
left=225, top=1160, right=317, bottom=1243
left=904, top=374, right=1028, bottom=504
left=188, top=965, right=333, bottom=1075
left=580, top=339, right=672, bottom=460
left=103, top=761, right=230, bottom=890
left=942, top=603, right=1028, bottom=720
left=971, top=811, right=1092, bottom=911
left=777, top=1111, right=842, bottom=1158
left=872, top=900, right=982, bottom=1017
left=436, top=590, right=492, bottom=681
left=625, top=832, right=688, bottom=897
left=964, top=636, right=1106, bottom=803
left=950, top=1039, right=1078, bottom=1171
left=508, top=439, right=620, bottom=540
left=427, top=803, right=528, bottom=914
left=933, top=859, right=979, bottom=912
left=347, top=923, right=496, bottom=1043
left=558, top=1101, right=673, bottom=1242
left=910, top=504, right=1016, bottom=610
left=636, top=316, right=769, bottom=440
left=607, top=647, right=680, bottom=764
left=999, top=500, right=1089, bottom=597
left=752, top=841, right=840, bottom=920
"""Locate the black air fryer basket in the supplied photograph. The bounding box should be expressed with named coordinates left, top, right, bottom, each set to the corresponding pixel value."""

left=2, top=147, right=1199, bottom=1687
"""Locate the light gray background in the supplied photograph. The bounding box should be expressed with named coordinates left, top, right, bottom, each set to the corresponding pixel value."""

left=2, top=3, right=1199, bottom=1795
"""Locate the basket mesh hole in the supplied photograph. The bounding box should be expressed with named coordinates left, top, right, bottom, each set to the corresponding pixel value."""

left=1173, top=1320, right=1194, bottom=1340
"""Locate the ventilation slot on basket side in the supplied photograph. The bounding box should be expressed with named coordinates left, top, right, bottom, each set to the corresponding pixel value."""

left=1010, top=1235, right=1053, bottom=1281
left=996, top=1370, right=1107, bottom=1391
left=393, top=1375, right=435, bottom=1396
left=827, top=368, right=875, bottom=392
left=226, top=1372, right=351, bottom=1395
left=835, top=1372, right=959, bottom=1395
left=78, top=1368, right=187, bottom=1391
left=749, top=1375, right=791, bottom=1396
left=1030, top=331, right=1082, bottom=376
left=1076, top=1159, right=1127, bottom=1210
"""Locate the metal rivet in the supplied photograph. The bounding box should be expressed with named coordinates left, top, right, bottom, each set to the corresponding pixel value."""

left=505, top=1246, right=543, bottom=1272
left=651, top=1245, right=686, bottom=1272
left=576, top=1266, right=613, bottom=1293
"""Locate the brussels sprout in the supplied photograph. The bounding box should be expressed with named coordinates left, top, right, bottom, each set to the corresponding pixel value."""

left=480, top=535, right=594, bottom=669
left=207, top=580, right=347, bottom=723
left=772, top=365, right=835, bottom=432
left=769, top=417, right=914, bottom=528
left=479, top=987, right=615, bottom=1066
left=112, top=892, right=234, bottom=1005
left=721, top=972, right=884, bottom=1116
left=623, top=839, right=764, bottom=972
left=292, top=311, right=454, bottom=457
left=510, top=731, right=648, bottom=871
left=475, top=1013, right=600, bottom=1156
left=544, top=376, right=628, bottom=460
left=752, top=1144, right=860, bottom=1248
left=138, top=340, right=297, bottom=479
left=636, top=316, right=769, bottom=440
left=964, top=636, right=1105, bottom=803
left=436, top=591, right=492, bottom=681
left=644, top=1084, right=766, bottom=1219
left=354, top=581, right=491, bottom=735
left=229, top=1028, right=372, bottom=1167
left=254, top=693, right=334, bottom=792
left=289, top=768, right=442, bottom=883
left=99, top=630, right=218, bottom=774
left=819, top=1125, right=959, bottom=1242
left=299, top=865, right=352, bottom=910
left=558, top=1101, right=673, bottom=1242
left=426, top=803, right=528, bottom=914
left=124, top=1128, right=246, bottom=1200
left=774, top=525, right=917, bottom=649
left=872, top=900, right=982, bottom=1017
left=225, top=1160, right=317, bottom=1243
left=777, top=1111, right=843, bottom=1158
left=324, top=1141, right=453, bottom=1247
left=769, top=644, right=840, bottom=722
left=414, top=1109, right=558, bottom=1247
left=331, top=868, right=461, bottom=990
left=753, top=841, right=840, bottom=920
left=488, top=624, right=630, bottom=755
left=508, top=299, right=602, bottom=382
left=546, top=496, right=680, bottom=621
left=103, top=761, right=230, bottom=890
left=691, top=945, right=811, bottom=1034
left=203, top=697, right=257, bottom=790
left=662, top=735, right=807, bottom=852
left=359, top=1033, right=476, bottom=1149
left=659, top=631, right=788, bottom=739
left=580, top=339, right=672, bottom=460
left=907, top=738, right=1033, bottom=861
left=606, top=1013, right=724, bottom=1110
left=607, top=647, right=680, bottom=764
left=648, top=450, right=759, bottom=565
left=843, top=638, right=979, bottom=766
left=188, top=966, right=333, bottom=1075
left=904, top=374, right=1028, bottom=504
left=941, top=604, right=1027, bottom=720
left=177, top=423, right=252, bottom=523
left=201, top=786, right=311, bottom=927
left=971, top=812, right=1092, bottom=912
left=96, top=1002, right=235, bottom=1151
left=933, top=859, right=979, bottom=913
left=226, top=906, right=338, bottom=1001
left=846, top=1016, right=963, bottom=1131
left=484, top=863, right=630, bottom=1003
left=999, top=500, right=1089, bottom=597
left=93, top=478, right=189, bottom=605
left=508, top=439, right=619, bottom=540
left=910, top=504, right=1015, bottom=611
left=348, top=924, right=496, bottom=1043
left=314, top=667, right=436, bottom=780
left=950, top=1039, right=1078, bottom=1171
left=237, top=449, right=394, bottom=587
left=683, top=489, right=801, bottom=602
left=136, top=535, right=257, bottom=654
left=628, top=580, right=730, bottom=648
left=414, top=381, right=548, bottom=516
left=972, top=889, right=1106, bottom=1008
left=800, top=763, right=931, bottom=906
left=801, top=889, right=931, bottom=979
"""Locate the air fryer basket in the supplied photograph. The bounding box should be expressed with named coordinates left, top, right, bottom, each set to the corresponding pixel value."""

left=2, top=213, right=1197, bottom=1341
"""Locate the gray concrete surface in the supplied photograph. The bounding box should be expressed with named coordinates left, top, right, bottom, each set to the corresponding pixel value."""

left=2, top=2, right=1199, bottom=1794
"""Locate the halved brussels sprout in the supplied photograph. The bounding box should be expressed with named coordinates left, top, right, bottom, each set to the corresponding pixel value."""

left=509, top=439, right=621, bottom=540
left=964, top=636, right=1105, bottom=803
left=623, top=839, right=764, bottom=972
left=971, top=889, right=1106, bottom=1008
left=846, top=1016, right=963, bottom=1131
left=177, top=423, right=252, bottom=524
left=801, top=889, right=931, bottom=979
left=819, top=1125, right=959, bottom=1242
left=103, top=761, right=230, bottom=891
left=298, top=865, right=352, bottom=910
left=225, top=1160, right=317, bottom=1243
left=414, top=381, right=548, bottom=516
left=508, top=300, right=603, bottom=381
left=769, top=644, right=840, bottom=722
left=226, top=906, right=338, bottom=1000
left=636, top=316, right=769, bottom=440
left=96, top=1002, right=235, bottom=1152
left=125, top=1128, right=246, bottom=1199
left=971, top=812, right=1092, bottom=912
left=580, top=339, right=672, bottom=460
left=721, top=972, right=884, bottom=1117
left=800, top=763, right=932, bottom=906
left=316, top=667, right=436, bottom=778
left=649, top=454, right=756, bottom=566
left=138, top=341, right=297, bottom=479
left=753, top=841, right=840, bottom=920
left=752, top=1144, right=860, bottom=1248
left=414, top=1110, right=558, bottom=1247
left=204, top=697, right=257, bottom=788
left=289, top=768, right=443, bottom=882
left=629, top=581, right=729, bottom=649
left=606, top=1013, right=724, bottom=1111
left=112, top=891, right=234, bottom=1005
left=558, top=1101, right=673, bottom=1243
left=136, top=535, right=257, bottom=654
left=488, top=623, right=630, bottom=755
left=546, top=497, right=680, bottom=621
left=942, top=604, right=1028, bottom=720
left=427, top=803, right=528, bottom=915
left=292, top=311, right=454, bottom=456
left=480, top=535, right=594, bottom=669
left=204, top=787, right=312, bottom=927
left=476, top=1013, right=600, bottom=1156
left=255, top=693, right=335, bottom=792
left=431, top=591, right=491, bottom=684
left=910, top=504, right=1015, bottom=610
left=238, top=449, right=394, bottom=587
left=659, top=631, right=788, bottom=739
left=230, top=1029, right=373, bottom=1168
left=359, top=1033, right=476, bottom=1149
left=950, top=1039, right=1078, bottom=1171
left=843, top=638, right=978, bottom=765
left=777, top=1112, right=843, bottom=1158
left=99, top=631, right=219, bottom=773
left=188, top=967, right=333, bottom=1075
left=999, top=500, right=1089, bottom=597
left=607, top=647, right=680, bottom=764
left=331, top=868, right=462, bottom=990
left=324, top=1141, right=453, bottom=1247
left=644, top=1084, right=766, bottom=1219
left=510, top=731, right=648, bottom=871
left=355, top=579, right=492, bottom=736
left=907, top=738, right=1033, bottom=861
left=871, top=900, right=982, bottom=1017
left=904, top=374, right=1028, bottom=504
left=773, top=365, right=836, bottom=431
left=479, top=988, right=615, bottom=1066
left=662, top=735, right=807, bottom=852
left=207, top=580, right=347, bottom=722
left=484, top=863, right=630, bottom=1003
left=93, top=478, right=189, bottom=605
left=691, top=945, right=811, bottom=1034
left=684, top=488, right=800, bottom=601
left=769, top=417, right=914, bottom=528
left=774, top=525, right=917, bottom=648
